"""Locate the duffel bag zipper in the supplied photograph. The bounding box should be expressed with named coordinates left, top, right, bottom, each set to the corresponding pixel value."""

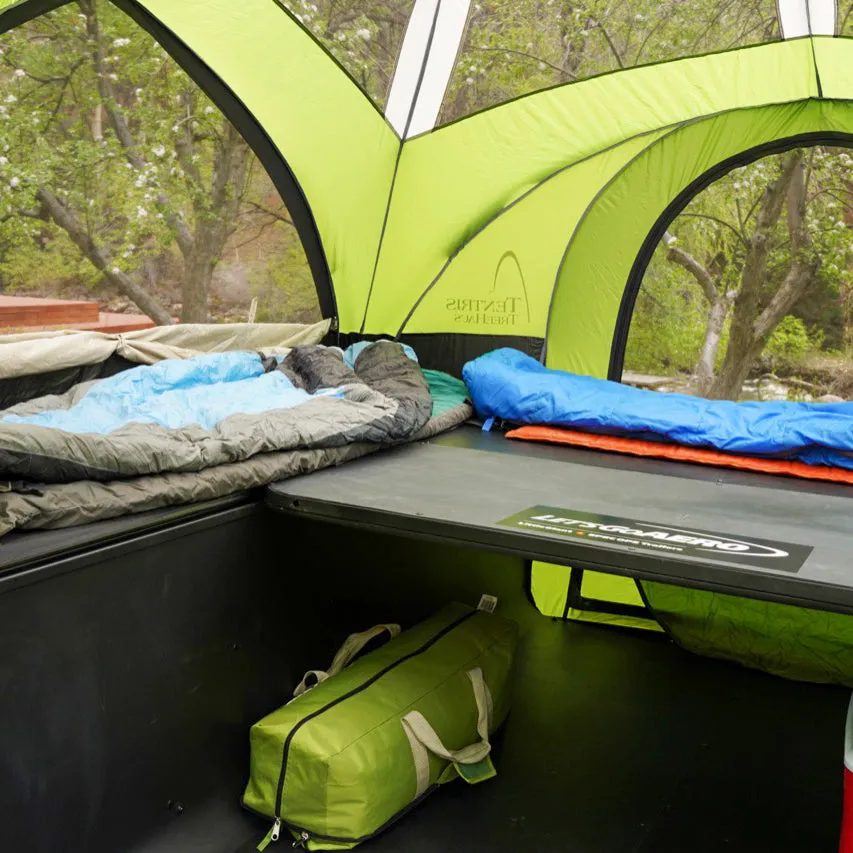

left=265, top=608, right=478, bottom=844
left=251, top=784, right=440, bottom=847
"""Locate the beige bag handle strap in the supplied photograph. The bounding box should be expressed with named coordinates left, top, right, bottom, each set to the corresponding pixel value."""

left=401, top=667, right=494, bottom=798
left=293, top=623, right=401, bottom=698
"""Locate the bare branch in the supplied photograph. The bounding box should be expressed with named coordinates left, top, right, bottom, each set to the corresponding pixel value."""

left=664, top=231, right=719, bottom=305
left=677, top=212, right=749, bottom=246
left=173, top=90, right=203, bottom=189
left=78, top=0, right=144, bottom=169
left=0, top=208, right=42, bottom=222
left=230, top=219, right=278, bottom=252
left=36, top=185, right=173, bottom=324
left=466, top=46, right=574, bottom=79
left=737, top=152, right=801, bottom=304
left=243, top=199, right=294, bottom=227
left=594, top=23, right=625, bottom=69
left=754, top=154, right=819, bottom=340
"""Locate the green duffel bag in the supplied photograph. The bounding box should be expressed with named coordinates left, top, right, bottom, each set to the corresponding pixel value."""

left=243, top=601, right=518, bottom=850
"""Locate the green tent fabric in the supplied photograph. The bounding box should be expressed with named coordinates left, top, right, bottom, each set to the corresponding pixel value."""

left=0, top=2, right=843, bottom=357
left=3, top=0, right=853, bottom=686
left=367, top=38, right=820, bottom=339
left=137, top=0, right=400, bottom=331
left=642, top=582, right=853, bottom=687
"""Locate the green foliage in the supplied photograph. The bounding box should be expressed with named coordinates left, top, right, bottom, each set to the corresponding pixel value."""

left=441, top=0, right=778, bottom=122
left=0, top=235, right=89, bottom=294
left=0, top=7, right=175, bottom=267
left=842, top=2, right=853, bottom=36
left=0, top=1, right=318, bottom=321
left=764, top=316, right=815, bottom=367
left=624, top=243, right=709, bottom=375
left=281, top=1, right=414, bottom=108
left=251, top=241, right=320, bottom=325
left=626, top=146, right=853, bottom=392
left=278, top=0, right=779, bottom=123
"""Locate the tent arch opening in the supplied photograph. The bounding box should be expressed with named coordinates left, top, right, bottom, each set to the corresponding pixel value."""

left=544, top=99, right=853, bottom=379
left=111, top=0, right=338, bottom=322
left=0, top=0, right=414, bottom=330
left=609, top=129, right=853, bottom=382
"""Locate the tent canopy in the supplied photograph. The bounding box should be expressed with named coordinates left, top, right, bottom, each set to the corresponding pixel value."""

left=1, top=0, right=852, bottom=376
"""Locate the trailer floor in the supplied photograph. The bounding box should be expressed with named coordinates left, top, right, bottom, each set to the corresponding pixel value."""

left=134, top=613, right=847, bottom=853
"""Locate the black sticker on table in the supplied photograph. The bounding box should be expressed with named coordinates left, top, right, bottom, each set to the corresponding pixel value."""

left=498, top=506, right=812, bottom=573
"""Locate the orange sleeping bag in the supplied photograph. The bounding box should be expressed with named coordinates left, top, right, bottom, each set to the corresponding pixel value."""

left=506, top=425, right=853, bottom=486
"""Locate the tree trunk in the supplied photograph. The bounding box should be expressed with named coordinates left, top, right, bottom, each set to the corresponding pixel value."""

left=663, top=233, right=733, bottom=395
left=181, top=239, right=217, bottom=323
left=707, top=335, right=767, bottom=400
left=179, top=122, right=251, bottom=323
left=693, top=294, right=731, bottom=394
left=91, top=104, right=104, bottom=143
left=37, top=186, right=173, bottom=325
left=707, top=153, right=803, bottom=400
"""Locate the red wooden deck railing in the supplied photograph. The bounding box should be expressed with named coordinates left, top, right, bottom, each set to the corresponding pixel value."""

left=0, top=294, right=156, bottom=334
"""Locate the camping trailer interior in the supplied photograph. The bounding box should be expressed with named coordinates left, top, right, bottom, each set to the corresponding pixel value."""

left=0, top=428, right=849, bottom=853
left=4, top=1, right=853, bottom=851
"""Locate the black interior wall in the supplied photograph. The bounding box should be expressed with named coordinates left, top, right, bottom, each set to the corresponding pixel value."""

left=0, top=505, right=847, bottom=853
left=0, top=503, right=529, bottom=853
left=333, top=332, right=544, bottom=377
left=0, top=504, right=291, bottom=853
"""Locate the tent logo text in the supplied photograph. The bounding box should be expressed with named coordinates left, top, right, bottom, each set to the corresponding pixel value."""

left=498, top=506, right=813, bottom=572
left=530, top=515, right=789, bottom=558
left=445, top=250, right=530, bottom=327
left=445, top=296, right=523, bottom=326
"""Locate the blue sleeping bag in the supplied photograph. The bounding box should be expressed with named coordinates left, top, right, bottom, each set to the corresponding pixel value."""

left=462, top=348, right=853, bottom=470
left=0, top=343, right=422, bottom=437
left=0, top=350, right=346, bottom=435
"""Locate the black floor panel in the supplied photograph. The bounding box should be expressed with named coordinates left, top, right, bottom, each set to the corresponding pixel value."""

left=134, top=618, right=847, bottom=853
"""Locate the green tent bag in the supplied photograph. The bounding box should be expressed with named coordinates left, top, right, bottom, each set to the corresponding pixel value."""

left=243, top=602, right=518, bottom=850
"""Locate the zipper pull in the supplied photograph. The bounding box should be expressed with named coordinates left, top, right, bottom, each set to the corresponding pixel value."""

left=292, top=831, right=310, bottom=848
left=257, top=818, right=281, bottom=851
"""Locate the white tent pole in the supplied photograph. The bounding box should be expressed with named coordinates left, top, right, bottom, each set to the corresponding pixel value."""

left=385, top=0, right=472, bottom=139
left=777, top=0, right=836, bottom=38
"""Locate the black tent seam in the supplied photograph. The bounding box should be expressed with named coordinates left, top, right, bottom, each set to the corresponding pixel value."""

left=633, top=579, right=677, bottom=641
left=541, top=118, right=696, bottom=363
left=359, top=0, right=443, bottom=335
left=563, top=568, right=582, bottom=619
left=116, top=0, right=338, bottom=323
left=521, top=558, right=539, bottom=611
left=803, top=2, right=825, bottom=98
left=607, top=128, right=853, bottom=381
left=559, top=577, right=572, bottom=619
left=401, top=97, right=853, bottom=343
left=576, top=596, right=652, bottom=622
left=0, top=0, right=65, bottom=29
left=564, top=567, right=652, bottom=621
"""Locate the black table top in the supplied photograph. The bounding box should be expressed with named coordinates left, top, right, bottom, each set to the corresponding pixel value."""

left=267, top=426, right=853, bottom=615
